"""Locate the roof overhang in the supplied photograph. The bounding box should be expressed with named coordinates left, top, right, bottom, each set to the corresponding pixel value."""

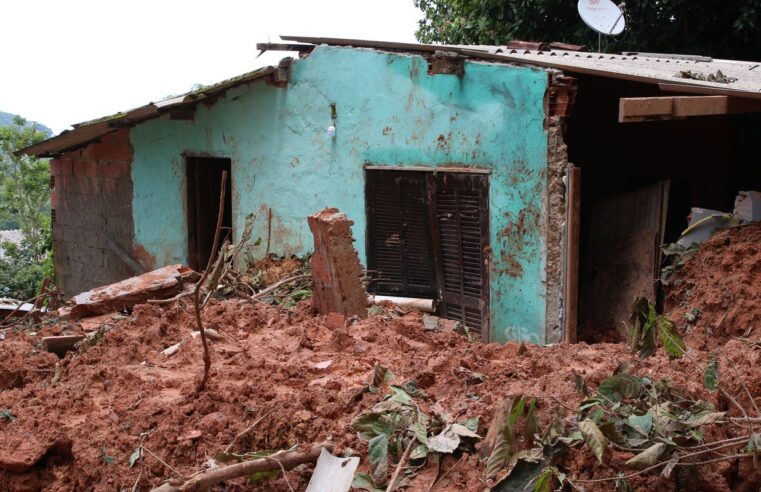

left=19, top=66, right=277, bottom=158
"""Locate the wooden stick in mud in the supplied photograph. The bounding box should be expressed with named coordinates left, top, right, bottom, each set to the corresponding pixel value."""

left=193, top=170, right=227, bottom=392
left=150, top=442, right=331, bottom=492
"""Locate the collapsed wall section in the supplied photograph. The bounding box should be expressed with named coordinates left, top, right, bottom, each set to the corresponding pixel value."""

left=543, top=72, right=576, bottom=344
left=49, top=129, right=136, bottom=296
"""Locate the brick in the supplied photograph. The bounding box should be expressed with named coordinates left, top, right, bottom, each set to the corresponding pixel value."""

left=50, top=159, right=61, bottom=176
left=326, top=312, right=346, bottom=329
left=100, top=162, right=127, bottom=178
left=85, top=161, right=98, bottom=177
left=72, top=159, right=87, bottom=176
left=60, top=158, right=73, bottom=176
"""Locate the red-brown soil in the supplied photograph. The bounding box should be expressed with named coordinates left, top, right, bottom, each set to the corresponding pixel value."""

left=666, top=222, right=761, bottom=350
left=0, top=225, right=759, bottom=491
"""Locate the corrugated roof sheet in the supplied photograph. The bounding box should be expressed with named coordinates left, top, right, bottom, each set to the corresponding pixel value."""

left=282, top=36, right=761, bottom=98
left=21, top=36, right=761, bottom=157
left=20, top=66, right=277, bottom=157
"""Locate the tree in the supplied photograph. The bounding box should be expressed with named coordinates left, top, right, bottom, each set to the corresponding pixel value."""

left=0, top=116, right=52, bottom=299
left=0, top=116, right=50, bottom=257
left=414, top=0, right=761, bottom=62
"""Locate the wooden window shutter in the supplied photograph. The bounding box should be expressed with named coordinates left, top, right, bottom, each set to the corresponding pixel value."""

left=366, top=170, right=437, bottom=297
left=430, top=173, right=490, bottom=337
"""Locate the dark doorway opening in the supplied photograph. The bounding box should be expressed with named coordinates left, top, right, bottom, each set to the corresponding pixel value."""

left=365, top=168, right=490, bottom=338
left=564, top=75, right=761, bottom=343
left=186, top=156, right=232, bottom=271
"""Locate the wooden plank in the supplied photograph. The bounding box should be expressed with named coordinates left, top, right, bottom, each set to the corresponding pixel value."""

left=564, top=165, right=581, bottom=344
left=620, top=95, right=761, bottom=122
left=619, top=97, right=674, bottom=122
left=42, top=335, right=86, bottom=357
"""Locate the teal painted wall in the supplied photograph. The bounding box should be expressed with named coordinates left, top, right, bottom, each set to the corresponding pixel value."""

left=130, top=46, right=550, bottom=343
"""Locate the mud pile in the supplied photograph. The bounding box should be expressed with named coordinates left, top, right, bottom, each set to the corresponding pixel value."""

left=0, top=225, right=760, bottom=491
left=666, top=222, right=761, bottom=350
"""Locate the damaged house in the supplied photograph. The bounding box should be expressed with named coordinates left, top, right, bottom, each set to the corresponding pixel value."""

left=21, top=37, right=761, bottom=345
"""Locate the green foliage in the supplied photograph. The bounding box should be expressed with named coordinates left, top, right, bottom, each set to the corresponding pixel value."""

left=0, top=232, right=52, bottom=299
left=703, top=357, right=719, bottom=393
left=629, top=298, right=686, bottom=360
left=485, top=397, right=544, bottom=484
left=0, top=115, right=53, bottom=298
left=0, top=408, right=15, bottom=420
left=414, top=0, right=761, bottom=61
left=351, top=383, right=480, bottom=490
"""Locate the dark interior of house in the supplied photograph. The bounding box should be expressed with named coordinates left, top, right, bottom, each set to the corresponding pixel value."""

left=565, top=75, right=761, bottom=342
left=185, top=156, right=233, bottom=271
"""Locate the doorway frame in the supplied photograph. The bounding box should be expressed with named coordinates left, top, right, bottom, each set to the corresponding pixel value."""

left=183, top=152, right=234, bottom=271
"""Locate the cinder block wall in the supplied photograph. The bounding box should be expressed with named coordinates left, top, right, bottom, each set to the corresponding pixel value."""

left=50, top=129, right=136, bottom=296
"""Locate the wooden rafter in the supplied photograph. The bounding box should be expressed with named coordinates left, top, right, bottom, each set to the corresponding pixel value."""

left=619, top=95, right=761, bottom=123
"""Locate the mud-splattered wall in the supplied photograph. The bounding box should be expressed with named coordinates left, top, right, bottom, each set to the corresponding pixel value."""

left=130, top=46, right=550, bottom=343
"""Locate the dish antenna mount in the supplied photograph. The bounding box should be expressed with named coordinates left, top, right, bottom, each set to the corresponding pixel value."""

left=577, top=0, right=627, bottom=51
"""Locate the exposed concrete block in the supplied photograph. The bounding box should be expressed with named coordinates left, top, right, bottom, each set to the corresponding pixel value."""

left=308, top=208, right=368, bottom=319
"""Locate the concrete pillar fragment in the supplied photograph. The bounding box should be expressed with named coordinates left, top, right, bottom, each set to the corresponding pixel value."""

left=308, top=208, right=368, bottom=319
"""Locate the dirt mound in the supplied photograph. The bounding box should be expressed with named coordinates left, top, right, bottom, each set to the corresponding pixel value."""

left=0, top=292, right=760, bottom=490
left=665, top=222, right=761, bottom=351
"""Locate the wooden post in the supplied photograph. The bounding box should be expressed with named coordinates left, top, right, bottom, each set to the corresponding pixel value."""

left=564, top=164, right=581, bottom=344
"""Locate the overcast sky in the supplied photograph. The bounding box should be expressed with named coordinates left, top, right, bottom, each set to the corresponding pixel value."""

left=1, top=1, right=422, bottom=134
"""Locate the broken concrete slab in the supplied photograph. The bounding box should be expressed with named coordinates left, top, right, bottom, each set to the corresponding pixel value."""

left=69, top=265, right=193, bottom=319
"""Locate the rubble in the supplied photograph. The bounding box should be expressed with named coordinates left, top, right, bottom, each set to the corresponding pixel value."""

left=68, top=265, right=194, bottom=319
left=0, top=222, right=759, bottom=491
left=308, top=208, right=368, bottom=319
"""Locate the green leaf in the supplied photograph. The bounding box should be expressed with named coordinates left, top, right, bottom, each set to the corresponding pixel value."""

left=703, top=357, right=719, bottom=392
left=626, top=413, right=653, bottom=437
left=368, top=305, right=384, bottom=315
left=352, top=412, right=394, bottom=440
left=128, top=447, right=142, bottom=468
left=410, top=420, right=428, bottom=444
left=352, top=472, right=386, bottom=492
left=368, top=434, right=389, bottom=487
left=0, top=409, right=15, bottom=421
left=579, top=419, right=608, bottom=464
left=400, top=379, right=427, bottom=398
left=460, top=416, right=479, bottom=433
left=389, top=386, right=413, bottom=405
left=249, top=469, right=279, bottom=484
left=625, top=443, right=666, bottom=469
left=598, top=375, right=643, bottom=402
left=532, top=467, right=555, bottom=492
left=508, top=397, right=526, bottom=427
left=426, top=426, right=461, bottom=453
left=524, top=399, right=539, bottom=441
left=410, top=444, right=428, bottom=461
left=658, top=317, right=686, bottom=359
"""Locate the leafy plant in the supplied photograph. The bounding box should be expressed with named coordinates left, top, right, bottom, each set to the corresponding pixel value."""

left=0, top=409, right=15, bottom=421
left=351, top=383, right=480, bottom=490
left=628, top=298, right=686, bottom=359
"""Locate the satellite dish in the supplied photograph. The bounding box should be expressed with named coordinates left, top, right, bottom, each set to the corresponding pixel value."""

left=578, top=0, right=626, bottom=36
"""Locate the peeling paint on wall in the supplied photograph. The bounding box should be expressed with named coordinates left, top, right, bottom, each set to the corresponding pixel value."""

left=130, top=45, right=549, bottom=343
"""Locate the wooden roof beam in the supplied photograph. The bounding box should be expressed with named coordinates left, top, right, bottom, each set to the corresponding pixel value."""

left=619, top=95, right=761, bottom=123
